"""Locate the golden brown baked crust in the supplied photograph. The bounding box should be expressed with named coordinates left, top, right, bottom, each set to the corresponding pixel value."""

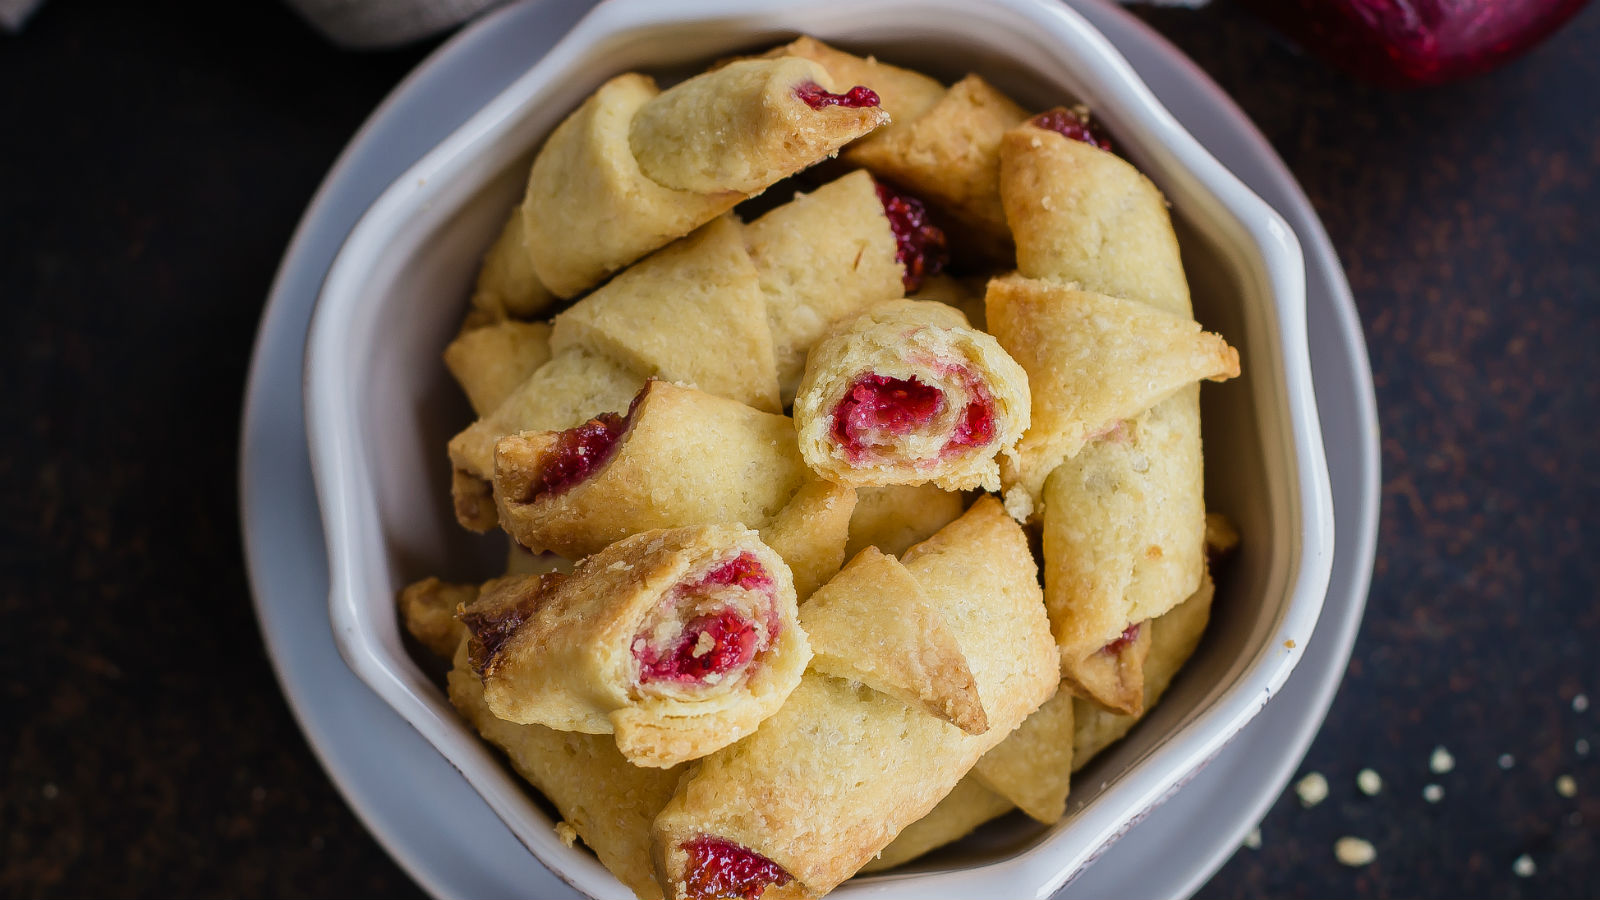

left=1059, top=619, right=1152, bottom=716
left=460, top=526, right=810, bottom=768
left=448, top=642, right=681, bottom=900
left=1073, top=569, right=1214, bottom=772
left=493, top=381, right=809, bottom=559
left=843, top=484, right=966, bottom=562
left=999, top=115, right=1226, bottom=721
left=523, top=73, right=735, bottom=298
left=800, top=547, right=987, bottom=734
left=443, top=319, right=554, bottom=417
left=744, top=170, right=905, bottom=404
left=452, top=467, right=500, bottom=532
left=1042, top=387, right=1206, bottom=666
left=849, top=73, right=1027, bottom=243
left=463, top=208, right=558, bottom=328
left=971, top=682, right=1074, bottom=823
left=758, top=479, right=857, bottom=602
left=524, top=61, right=887, bottom=299
left=397, top=577, right=474, bottom=659
left=1000, top=119, right=1191, bottom=317
left=551, top=216, right=781, bottom=413
left=765, top=36, right=946, bottom=154
left=650, top=497, right=1056, bottom=898
left=985, top=274, right=1239, bottom=509
left=794, top=300, right=1030, bottom=492
left=858, top=775, right=1014, bottom=873
left=629, top=58, right=888, bottom=195
left=448, top=345, right=642, bottom=496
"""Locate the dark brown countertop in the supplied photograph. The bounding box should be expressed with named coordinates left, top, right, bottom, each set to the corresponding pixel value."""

left=2, top=1, right=1595, bottom=897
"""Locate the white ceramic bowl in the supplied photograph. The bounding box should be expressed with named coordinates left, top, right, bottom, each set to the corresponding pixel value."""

left=304, top=0, right=1336, bottom=896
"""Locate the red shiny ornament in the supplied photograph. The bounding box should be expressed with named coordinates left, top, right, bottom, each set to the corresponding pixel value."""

left=1238, top=0, right=1591, bottom=86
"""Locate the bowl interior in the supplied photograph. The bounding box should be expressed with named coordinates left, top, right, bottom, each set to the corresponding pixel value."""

left=309, top=1, right=1323, bottom=896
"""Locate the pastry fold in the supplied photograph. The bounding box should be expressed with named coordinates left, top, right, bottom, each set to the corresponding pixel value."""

left=443, top=319, right=553, bottom=416
left=628, top=58, right=886, bottom=195
left=448, top=643, right=682, bottom=900
left=462, top=208, right=558, bottom=328
left=1001, top=114, right=1191, bottom=317
left=986, top=274, right=1239, bottom=507
left=1073, top=568, right=1215, bottom=772
left=795, top=300, right=1030, bottom=492
left=449, top=345, right=642, bottom=529
left=971, top=683, right=1075, bottom=823
left=800, top=546, right=987, bottom=734
left=765, top=36, right=947, bottom=153
left=493, top=380, right=810, bottom=560
left=848, top=73, right=1027, bottom=248
left=858, top=776, right=1014, bottom=873
left=523, top=60, right=887, bottom=298
left=757, top=479, right=857, bottom=602
left=650, top=497, right=1057, bottom=899
left=744, top=170, right=905, bottom=403
left=459, top=525, right=809, bottom=768
left=1043, top=387, right=1206, bottom=692
left=550, top=215, right=781, bottom=414
left=843, top=484, right=965, bottom=562
left=398, top=577, right=474, bottom=660
left=1059, top=619, right=1153, bottom=717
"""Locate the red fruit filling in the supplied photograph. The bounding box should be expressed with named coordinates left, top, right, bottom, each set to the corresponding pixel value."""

left=634, top=553, right=776, bottom=686
left=528, top=412, right=628, bottom=499
left=794, top=81, right=881, bottom=109
left=831, top=374, right=945, bottom=462
left=1031, top=107, right=1113, bottom=152
left=681, top=836, right=793, bottom=900
left=874, top=181, right=948, bottom=292
left=1101, top=623, right=1142, bottom=655
left=832, top=366, right=998, bottom=463
left=944, top=374, right=996, bottom=457
left=694, top=552, right=775, bottom=593
left=637, top=609, right=761, bottom=684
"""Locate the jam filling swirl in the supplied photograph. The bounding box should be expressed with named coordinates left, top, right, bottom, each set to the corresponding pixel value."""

left=794, top=81, right=881, bottom=110
left=829, top=369, right=997, bottom=464
left=681, top=836, right=793, bottom=900
left=524, top=387, right=650, bottom=501
left=632, top=553, right=777, bottom=686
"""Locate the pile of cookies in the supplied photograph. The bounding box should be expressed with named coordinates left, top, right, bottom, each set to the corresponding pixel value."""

left=400, top=36, right=1241, bottom=900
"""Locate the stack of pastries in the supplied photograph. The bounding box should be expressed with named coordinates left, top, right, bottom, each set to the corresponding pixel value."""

left=402, top=36, right=1242, bottom=900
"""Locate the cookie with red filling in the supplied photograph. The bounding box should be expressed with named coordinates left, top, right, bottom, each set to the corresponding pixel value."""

left=493, top=380, right=810, bottom=560
left=458, top=524, right=809, bottom=768
left=650, top=497, right=1056, bottom=899
left=523, top=58, right=887, bottom=298
left=794, top=300, right=1029, bottom=492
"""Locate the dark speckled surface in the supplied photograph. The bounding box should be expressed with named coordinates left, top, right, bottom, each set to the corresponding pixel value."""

left=1, top=2, right=1596, bottom=898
